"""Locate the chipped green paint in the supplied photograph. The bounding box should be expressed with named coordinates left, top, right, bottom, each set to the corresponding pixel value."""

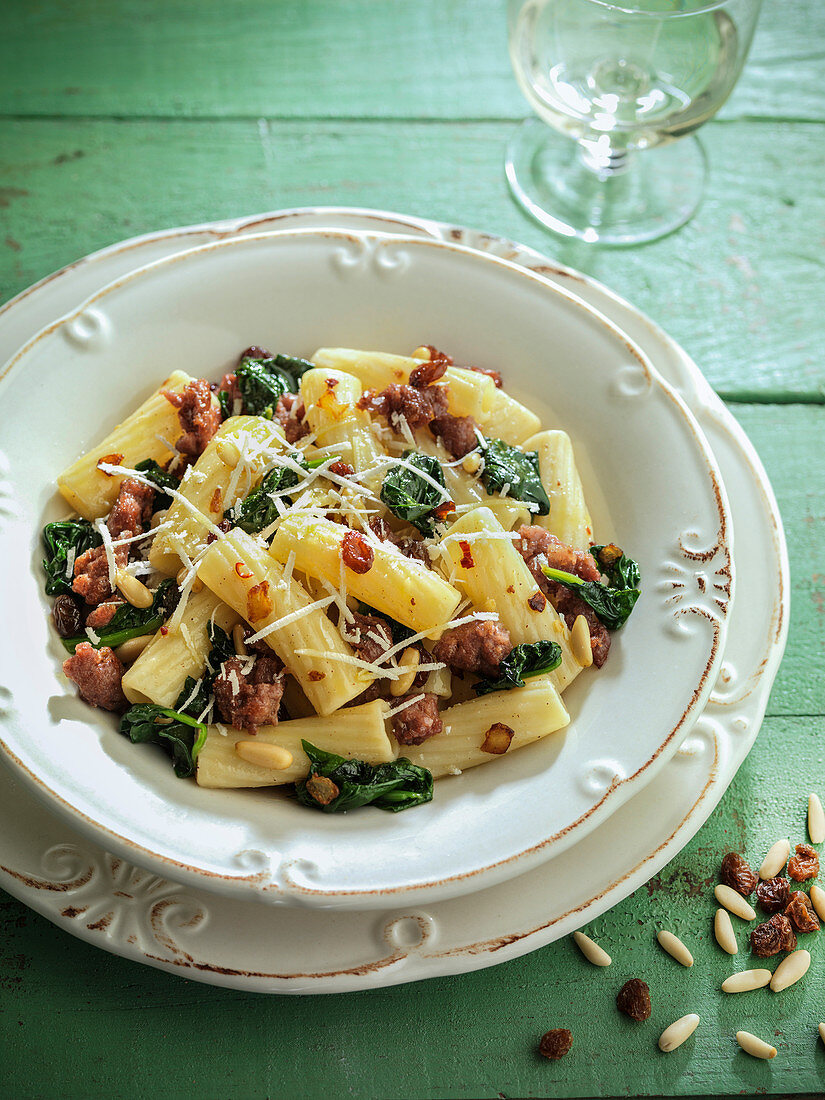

left=1, top=1, right=824, bottom=1096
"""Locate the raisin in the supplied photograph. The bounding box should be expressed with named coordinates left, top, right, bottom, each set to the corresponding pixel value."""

left=341, top=530, right=374, bottom=575
left=52, top=594, right=83, bottom=638
left=719, top=852, right=758, bottom=896
left=785, top=891, right=821, bottom=933
left=750, top=913, right=797, bottom=957
left=616, top=978, right=651, bottom=1021
left=238, top=345, right=272, bottom=363
left=787, top=843, right=819, bottom=882
left=538, top=1028, right=573, bottom=1060
left=756, top=875, right=790, bottom=913
left=409, top=355, right=449, bottom=388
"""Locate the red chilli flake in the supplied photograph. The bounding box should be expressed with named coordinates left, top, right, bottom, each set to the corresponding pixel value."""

left=458, top=540, right=475, bottom=569
left=97, top=452, right=124, bottom=474
left=160, top=626, right=169, bottom=636
left=235, top=562, right=254, bottom=579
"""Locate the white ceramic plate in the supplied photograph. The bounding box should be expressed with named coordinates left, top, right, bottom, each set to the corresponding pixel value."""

left=0, top=227, right=732, bottom=908
left=0, top=209, right=786, bottom=991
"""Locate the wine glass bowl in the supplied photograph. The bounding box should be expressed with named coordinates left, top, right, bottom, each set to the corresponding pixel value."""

left=506, top=0, right=763, bottom=244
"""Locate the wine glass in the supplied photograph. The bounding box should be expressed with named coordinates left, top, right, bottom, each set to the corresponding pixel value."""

left=505, top=0, right=763, bottom=245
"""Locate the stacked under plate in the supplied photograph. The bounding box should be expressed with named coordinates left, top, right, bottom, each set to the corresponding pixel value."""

left=0, top=209, right=788, bottom=992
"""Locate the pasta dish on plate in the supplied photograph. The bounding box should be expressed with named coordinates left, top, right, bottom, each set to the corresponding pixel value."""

left=43, top=344, right=640, bottom=813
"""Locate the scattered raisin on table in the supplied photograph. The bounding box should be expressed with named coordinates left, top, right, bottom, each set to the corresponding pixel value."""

left=785, top=891, right=821, bottom=933
left=616, top=979, right=652, bottom=1021
left=756, top=875, right=790, bottom=913
left=719, top=852, right=758, bottom=896
left=538, top=1029, right=573, bottom=1060
left=750, top=913, right=797, bottom=957
left=787, top=843, right=820, bottom=882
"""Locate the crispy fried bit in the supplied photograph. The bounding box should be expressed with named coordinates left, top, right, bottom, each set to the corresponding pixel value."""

left=538, top=1029, right=573, bottom=1060
left=750, top=913, right=797, bottom=957
left=246, top=580, right=273, bottom=622
left=720, top=852, right=758, bottom=897
left=756, top=875, right=790, bottom=913
left=481, top=722, right=514, bottom=755
left=787, top=843, right=820, bottom=882
left=305, top=774, right=339, bottom=806
left=595, top=543, right=623, bottom=568
left=785, top=891, right=821, bottom=933
left=616, top=978, right=652, bottom=1021
left=458, top=540, right=474, bottom=569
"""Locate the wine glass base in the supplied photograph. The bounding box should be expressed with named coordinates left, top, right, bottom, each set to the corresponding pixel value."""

left=505, top=119, right=708, bottom=246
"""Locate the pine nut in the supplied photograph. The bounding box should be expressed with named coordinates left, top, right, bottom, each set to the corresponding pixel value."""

left=714, top=884, right=756, bottom=920
left=808, top=793, right=825, bottom=844
left=390, top=647, right=421, bottom=697
left=759, top=838, right=790, bottom=879
left=411, top=346, right=431, bottom=360
left=657, top=930, right=694, bottom=968
left=818, top=1022, right=825, bottom=1046
left=572, top=931, right=611, bottom=967
left=721, top=969, right=771, bottom=993
left=232, top=623, right=248, bottom=656
left=736, top=1031, right=776, bottom=1060
left=150, top=508, right=169, bottom=529
left=570, top=615, right=593, bottom=668
left=658, top=1014, right=700, bottom=1052
left=216, top=439, right=241, bottom=469
left=714, top=909, right=738, bottom=955
left=114, top=634, right=154, bottom=664
left=770, top=948, right=810, bottom=992
left=461, top=452, right=482, bottom=475
left=235, top=741, right=294, bottom=770
left=175, top=565, right=203, bottom=593
left=809, top=883, right=825, bottom=921
left=115, top=570, right=154, bottom=609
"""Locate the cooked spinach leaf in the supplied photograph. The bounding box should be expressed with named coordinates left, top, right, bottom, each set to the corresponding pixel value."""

left=474, top=639, right=562, bottom=696
left=542, top=545, right=641, bottom=630
left=134, top=459, right=179, bottom=512
left=480, top=439, right=550, bottom=516
left=217, top=390, right=232, bottom=420
left=42, top=520, right=102, bottom=596
left=235, top=353, right=314, bottom=416
left=119, top=703, right=207, bottom=779
left=174, top=621, right=237, bottom=718
left=225, top=454, right=336, bottom=534
left=61, top=579, right=175, bottom=653
left=295, top=740, right=433, bottom=813
left=380, top=451, right=449, bottom=536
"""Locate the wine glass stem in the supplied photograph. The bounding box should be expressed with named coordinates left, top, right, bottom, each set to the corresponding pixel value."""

left=579, top=139, right=632, bottom=180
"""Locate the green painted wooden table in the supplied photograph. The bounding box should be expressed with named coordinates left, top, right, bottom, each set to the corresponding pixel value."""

left=1, top=2, right=823, bottom=1096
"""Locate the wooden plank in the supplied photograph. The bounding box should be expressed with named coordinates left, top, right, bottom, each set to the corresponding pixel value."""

left=0, top=0, right=822, bottom=123
left=1, top=117, right=823, bottom=399
left=1, top=708, right=822, bottom=1098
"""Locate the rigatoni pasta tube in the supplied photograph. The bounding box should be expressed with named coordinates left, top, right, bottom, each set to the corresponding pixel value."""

left=437, top=507, right=581, bottom=692
left=149, top=415, right=287, bottom=575
left=402, top=677, right=569, bottom=777
left=311, top=348, right=495, bottom=422
left=122, top=588, right=239, bottom=707
left=57, top=370, right=196, bottom=520
left=523, top=429, right=593, bottom=550
left=197, top=529, right=370, bottom=714
left=475, top=382, right=541, bottom=445
left=269, top=514, right=462, bottom=635
left=197, top=700, right=395, bottom=788
left=299, top=367, right=385, bottom=479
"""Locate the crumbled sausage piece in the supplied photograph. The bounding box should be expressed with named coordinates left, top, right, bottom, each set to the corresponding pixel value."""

left=432, top=619, right=512, bottom=678
left=392, top=693, right=442, bottom=746
left=756, top=876, right=790, bottom=913
left=52, top=594, right=83, bottom=638
left=616, top=979, right=652, bottom=1021
left=341, top=530, right=375, bottom=575
left=343, top=612, right=393, bottom=666
left=720, top=852, right=758, bottom=897
left=72, top=543, right=128, bottom=606
left=517, top=524, right=601, bottom=582
left=107, top=477, right=155, bottom=539
left=163, top=378, right=222, bottom=458
left=368, top=517, right=432, bottom=567
left=273, top=392, right=310, bottom=443
left=358, top=382, right=448, bottom=432
left=787, top=843, right=820, bottom=882
left=238, top=345, right=272, bottom=362
left=750, top=913, right=797, bottom=957
left=327, top=459, right=355, bottom=478
left=217, top=371, right=242, bottom=410
left=73, top=477, right=155, bottom=605
left=538, top=1029, right=573, bottom=1060
left=429, top=414, right=479, bottom=458
left=62, top=643, right=127, bottom=712
left=213, top=655, right=285, bottom=734
left=785, top=891, right=821, bottom=933
left=84, top=601, right=124, bottom=630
